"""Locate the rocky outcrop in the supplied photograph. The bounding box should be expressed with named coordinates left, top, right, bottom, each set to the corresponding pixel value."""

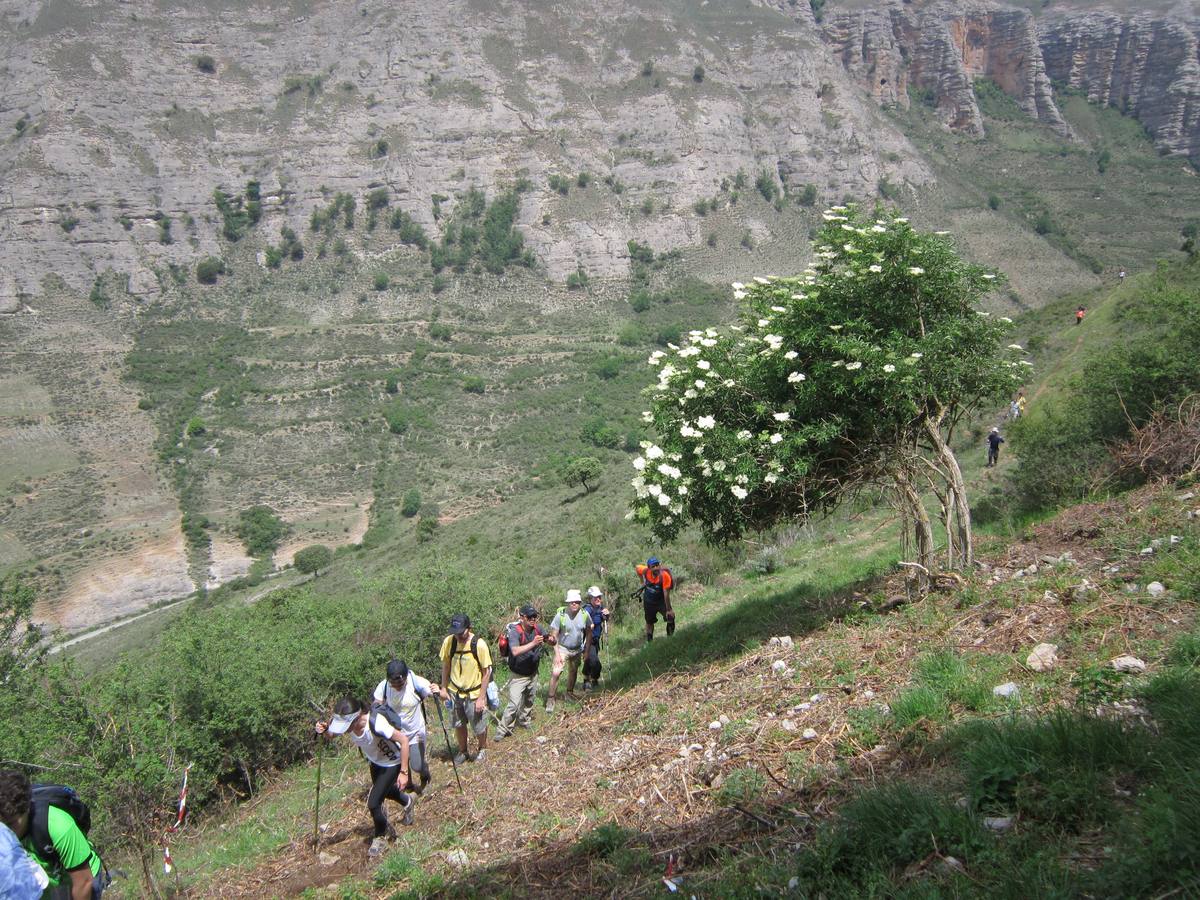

left=822, top=1, right=1200, bottom=164
left=1039, top=12, right=1200, bottom=161
left=822, top=1, right=1069, bottom=138
left=0, top=0, right=929, bottom=293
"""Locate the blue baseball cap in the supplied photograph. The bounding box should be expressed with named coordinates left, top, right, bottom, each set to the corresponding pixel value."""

left=647, top=556, right=660, bottom=567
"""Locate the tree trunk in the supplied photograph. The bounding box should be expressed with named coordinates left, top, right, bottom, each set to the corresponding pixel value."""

left=923, top=416, right=973, bottom=569
left=894, top=466, right=934, bottom=595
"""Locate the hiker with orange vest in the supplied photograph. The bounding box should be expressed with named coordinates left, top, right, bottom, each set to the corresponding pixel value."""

left=635, top=557, right=674, bottom=642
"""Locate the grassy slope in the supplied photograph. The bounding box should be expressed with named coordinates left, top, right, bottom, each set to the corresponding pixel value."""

left=102, top=260, right=1200, bottom=897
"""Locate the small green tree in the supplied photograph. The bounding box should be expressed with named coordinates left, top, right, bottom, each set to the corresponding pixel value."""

left=373, top=272, right=389, bottom=291
left=631, top=205, right=1019, bottom=588
left=293, top=544, right=333, bottom=574
left=196, top=257, right=225, bottom=284
left=562, top=455, right=602, bottom=493
left=1, top=575, right=45, bottom=685
left=236, top=506, right=287, bottom=558
left=416, top=515, right=439, bottom=542
left=401, top=488, right=422, bottom=518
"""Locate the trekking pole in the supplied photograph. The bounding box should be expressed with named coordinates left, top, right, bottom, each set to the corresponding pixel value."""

left=312, top=729, right=323, bottom=849
left=433, top=697, right=465, bottom=794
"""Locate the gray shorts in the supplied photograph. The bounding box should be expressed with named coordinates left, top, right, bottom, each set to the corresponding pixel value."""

left=408, top=736, right=428, bottom=775
left=450, top=696, right=489, bottom=735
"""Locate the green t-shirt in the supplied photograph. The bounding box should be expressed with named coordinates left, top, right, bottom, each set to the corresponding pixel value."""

left=23, top=805, right=100, bottom=886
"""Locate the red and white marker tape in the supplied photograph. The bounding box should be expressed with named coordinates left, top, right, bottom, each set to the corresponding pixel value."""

left=162, top=764, right=192, bottom=875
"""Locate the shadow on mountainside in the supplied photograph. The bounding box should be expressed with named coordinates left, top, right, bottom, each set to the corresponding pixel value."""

left=603, top=557, right=896, bottom=692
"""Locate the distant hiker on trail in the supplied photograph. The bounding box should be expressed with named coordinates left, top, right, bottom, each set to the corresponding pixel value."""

left=1075, top=305, right=1086, bottom=325
left=0, top=818, right=47, bottom=899
left=1016, top=390, right=1027, bottom=418
left=438, top=614, right=493, bottom=764
left=986, top=427, right=1004, bottom=468
left=0, top=769, right=107, bottom=899
left=1118, top=268, right=1127, bottom=281
left=495, top=604, right=547, bottom=738
left=316, top=697, right=415, bottom=857
left=545, top=590, right=593, bottom=713
left=372, top=659, right=436, bottom=794
left=635, top=556, right=674, bottom=642
left=581, top=585, right=611, bottom=691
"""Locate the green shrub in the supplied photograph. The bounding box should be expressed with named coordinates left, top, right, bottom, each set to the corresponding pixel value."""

left=740, top=230, right=754, bottom=249
left=714, top=766, right=766, bottom=807
left=429, top=322, right=453, bottom=341
left=641, top=61, right=653, bottom=77
left=576, top=171, right=591, bottom=188
left=889, top=685, right=950, bottom=729
left=383, top=401, right=413, bottom=434
left=366, top=188, right=389, bottom=211
left=617, top=322, right=641, bottom=346
left=372, top=272, right=389, bottom=291
left=560, top=455, right=602, bottom=492
left=590, top=354, right=621, bottom=380
left=566, top=267, right=589, bottom=290
left=580, top=417, right=621, bottom=449
left=462, top=375, right=485, bottom=394
left=60, top=214, right=79, bottom=233
left=627, top=240, right=654, bottom=264
left=185, top=417, right=206, bottom=437
left=194, top=54, right=216, bottom=74
left=196, top=257, right=226, bottom=284
left=416, top=515, right=439, bottom=542
left=388, top=210, right=428, bottom=249
left=401, top=488, right=422, bottom=518
left=293, top=544, right=333, bottom=574
left=755, top=169, right=778, bottom=202
left=706, top=232, right=718, bottom=248
left=798, top=183, right=818, bottom=207
left=629, top=290, right=652, bottom=313
left=692, top=65, right=705, bottom=83
left=640, top=197, right=654, bottom=216
left=693, top=199, right=709, bottom=216
left=88, top=278, right=108, bottom=308
left=988, top=193, right=1002, bottom=210
left=1033, top=210, right=1056, bottom=236
left=373, top=138, right=389, bottom=158
left=653, top=324, right=681, bottom=346
left=548, top=174, right=570, bottom=196
left=235, top=505, right=287, bottom=558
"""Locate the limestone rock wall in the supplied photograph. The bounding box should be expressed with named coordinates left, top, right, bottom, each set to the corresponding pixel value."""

left=1039, top=12, right=1200, bottom=161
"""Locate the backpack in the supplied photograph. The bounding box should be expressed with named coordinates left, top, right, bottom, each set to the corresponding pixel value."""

left=497, top=622, right=517, bottom=659
left=445, top=635, right=500, bottom=710
left=30, top=784, right=92, bottom=870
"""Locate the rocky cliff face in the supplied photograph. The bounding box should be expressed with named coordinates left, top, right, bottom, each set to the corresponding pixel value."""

left=823, top=2, right=1070, bottom=138
left=823, top=1, right=1199, bottom=160
left=1039, top=11, right=1200, bottom=161
left=0, top=0, right=928, bottom=300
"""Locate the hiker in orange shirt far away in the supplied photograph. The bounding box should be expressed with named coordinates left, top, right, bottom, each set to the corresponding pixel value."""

left=634, top=557, right=674, bottom=643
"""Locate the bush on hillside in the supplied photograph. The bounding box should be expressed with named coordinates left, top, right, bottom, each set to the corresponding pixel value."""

left=401, top=488, right=422, bottom=518
left=196, top=256, right=226, bottom=284
left=561, top=455, right=602, bottom=493
left=235, top=505, right=286, bottom=558
left=293, top=544, right=333, bottom=574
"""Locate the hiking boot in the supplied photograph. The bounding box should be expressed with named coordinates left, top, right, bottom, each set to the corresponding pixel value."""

left=453, top=752, right=467, bottom=765
left=545, top=697, right=556, bottom=713
left=401, top=796, right=416, bottom=827
left=474, top=749, right=487, bottom=763
left=369, top=836, right=388, bottom=858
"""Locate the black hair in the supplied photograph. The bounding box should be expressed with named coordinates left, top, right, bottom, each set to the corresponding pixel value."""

left=386, top=659, right=410, bottom=681
left=333, top=697, right=367, bottom=718
left=0, top=769, right=32, bottom=830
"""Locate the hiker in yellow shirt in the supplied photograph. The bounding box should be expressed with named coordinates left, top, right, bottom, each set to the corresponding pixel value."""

left=438, top=614, right=493, bottom=764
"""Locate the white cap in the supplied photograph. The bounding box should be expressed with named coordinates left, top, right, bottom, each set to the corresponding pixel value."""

left=587, top=585, right=603, bottom=598
left=566, top=589, right=583, bottom=604
left=327, top=712, right=358, bottom=735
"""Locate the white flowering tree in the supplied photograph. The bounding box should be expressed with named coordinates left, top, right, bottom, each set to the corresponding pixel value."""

left=629, top=206, right=1027, bottom=589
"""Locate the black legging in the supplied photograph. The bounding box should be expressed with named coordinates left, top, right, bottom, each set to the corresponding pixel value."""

left=367, top=762, right=409, bottom=836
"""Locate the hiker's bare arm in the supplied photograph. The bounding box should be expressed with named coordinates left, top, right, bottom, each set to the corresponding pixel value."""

left=439, top=655, right=451, bottom=700
left=513, top=634, right=542, bottom=654
left=68, top=864, right=92, bottom=900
